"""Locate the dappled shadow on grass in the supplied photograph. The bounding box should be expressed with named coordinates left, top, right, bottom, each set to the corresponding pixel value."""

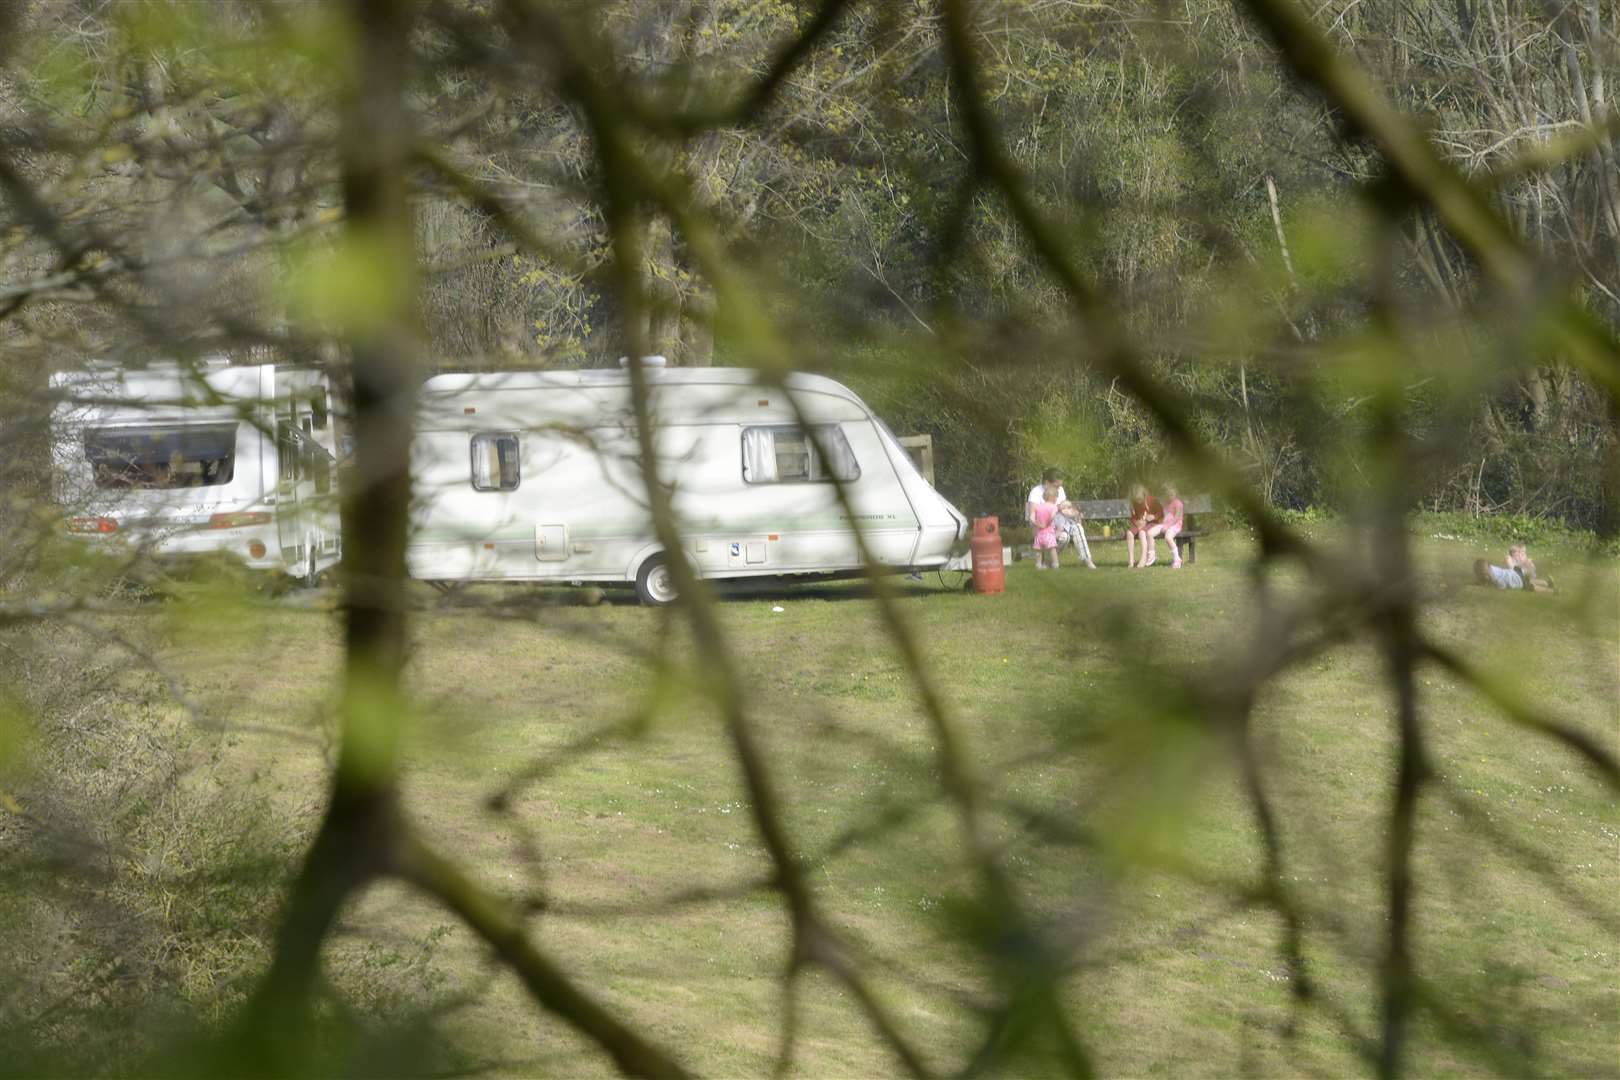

left=415, top=575, right=955, bottom=610
left=19, top=532, right=1611, bottom=1076
left=708, top=575, right=951, bottom=604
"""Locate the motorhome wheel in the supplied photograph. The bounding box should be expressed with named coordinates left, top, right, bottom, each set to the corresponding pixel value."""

left=635, top=555, right=678, bottom=606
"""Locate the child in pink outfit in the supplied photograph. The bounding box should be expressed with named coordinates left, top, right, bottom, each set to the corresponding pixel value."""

left=1158, top=484, right=1186, bottom=568
left=1030, top=495, right=1060, bottom=569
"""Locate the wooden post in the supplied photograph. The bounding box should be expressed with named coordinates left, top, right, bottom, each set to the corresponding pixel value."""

left=898, top=434, right=935, bottom=486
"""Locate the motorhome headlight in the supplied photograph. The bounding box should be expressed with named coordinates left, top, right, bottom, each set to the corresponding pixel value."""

left=67, top=516, right=118, bottom=534
left=207, top=511, right=272, bottom=529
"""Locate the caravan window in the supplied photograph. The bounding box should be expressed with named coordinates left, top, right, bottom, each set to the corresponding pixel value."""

left=85, top=424, right=237, bottom=489
left=470, top=433, right=521, bottom=491
left=741, top=425, right=859, bottom=484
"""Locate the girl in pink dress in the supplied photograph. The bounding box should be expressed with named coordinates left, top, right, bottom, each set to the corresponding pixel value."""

left=1030, top=492, right=1060, bottom=569
left=1159, top=483, right=1186, bottom=568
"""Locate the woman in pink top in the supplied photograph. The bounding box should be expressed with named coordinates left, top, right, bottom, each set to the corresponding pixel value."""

left=1030, top=492, right=1060, bottom=569
left=1155, top=483, right=1186, bottom=568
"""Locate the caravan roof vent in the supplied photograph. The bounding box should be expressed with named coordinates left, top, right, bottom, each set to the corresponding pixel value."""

left=616, top=355, right=668, bottom=368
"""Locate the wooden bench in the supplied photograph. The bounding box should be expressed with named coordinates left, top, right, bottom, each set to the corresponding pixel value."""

left=1070, top=494, right=1212, bottom=564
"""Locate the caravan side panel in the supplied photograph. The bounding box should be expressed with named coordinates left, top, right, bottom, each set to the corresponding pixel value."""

left=407, top=372, right=968, bottom=585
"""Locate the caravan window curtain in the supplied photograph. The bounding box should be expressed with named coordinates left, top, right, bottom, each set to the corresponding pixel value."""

left=741, top=426, right=778, bottom=483
left=741, top=425, right=859, bottom=484
left=470, top=433, right=521, bottom=491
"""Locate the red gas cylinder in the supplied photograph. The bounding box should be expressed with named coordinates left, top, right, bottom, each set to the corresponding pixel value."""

left=971, top=517, right=1005, bottom=594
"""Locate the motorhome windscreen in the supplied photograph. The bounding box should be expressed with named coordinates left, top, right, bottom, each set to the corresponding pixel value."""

left=84, top=424, right=238, bottom=488
left=741, top=425, right=859, bottom=483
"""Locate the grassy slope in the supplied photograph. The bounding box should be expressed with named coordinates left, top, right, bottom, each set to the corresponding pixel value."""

left=154, top=528, right=1620, bottom=1077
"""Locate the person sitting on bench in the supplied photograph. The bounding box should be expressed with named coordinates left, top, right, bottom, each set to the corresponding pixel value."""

left=1157, top=483, right=1186, bottom=569
left=1055, top=500, right=1097, bottom=569
left=1127, top=483, right=1162, bottom=569
left=1027, top=468, right=1065, bottom=529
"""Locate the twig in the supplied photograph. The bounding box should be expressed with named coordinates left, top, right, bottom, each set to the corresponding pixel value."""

left=396, top=835, right=691, bottom=1080
left=1420, top=640, right=1620, bottom=789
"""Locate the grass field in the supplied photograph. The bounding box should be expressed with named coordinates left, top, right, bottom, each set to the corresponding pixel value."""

left=137, top=526, right=1619, bottom=1076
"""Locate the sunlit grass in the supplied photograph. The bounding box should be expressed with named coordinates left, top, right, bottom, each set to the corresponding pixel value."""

left=142, top=526, right=1619, bottom=1076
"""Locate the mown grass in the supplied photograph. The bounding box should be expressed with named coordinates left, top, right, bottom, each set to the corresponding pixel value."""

left=141, top=526, right=1618, bottom=1076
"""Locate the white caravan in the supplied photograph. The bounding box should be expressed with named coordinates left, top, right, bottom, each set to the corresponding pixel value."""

left=51, top=361, right=341, bottom=584
left=410, top=366, right=969, bottom=603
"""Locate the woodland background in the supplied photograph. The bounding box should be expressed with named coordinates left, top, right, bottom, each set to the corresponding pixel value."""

left=1, top=0, right=1617, bottom=526
left=0, top=2, right=1617, bottom=1078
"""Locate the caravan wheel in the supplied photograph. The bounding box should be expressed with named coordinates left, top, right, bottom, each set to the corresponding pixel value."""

left=635, top=555, right=679, bottom=606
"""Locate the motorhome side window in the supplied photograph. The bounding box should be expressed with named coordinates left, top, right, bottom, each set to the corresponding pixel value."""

left=470, top=433, right=521, bottom=491
left=741, top=425, right=859, bottom=484
left=84, top=424, right=237, bottom=488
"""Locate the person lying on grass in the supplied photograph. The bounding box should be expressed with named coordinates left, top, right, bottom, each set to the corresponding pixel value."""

left=1054, top=500, right=1097, bottom=569
left=1127, top=483, right=1162, bottom=569
left=1474, top=543, right=1554, bottom=592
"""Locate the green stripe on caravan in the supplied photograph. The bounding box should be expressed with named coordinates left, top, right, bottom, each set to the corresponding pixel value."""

left=410, top=512, right=920, bottom=544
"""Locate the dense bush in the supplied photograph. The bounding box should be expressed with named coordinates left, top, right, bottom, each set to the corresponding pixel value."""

left=847, top=350, right=1614, bottom=531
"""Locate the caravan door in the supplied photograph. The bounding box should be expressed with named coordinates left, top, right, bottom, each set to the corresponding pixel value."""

left=275, top=421, right=307, bottom=570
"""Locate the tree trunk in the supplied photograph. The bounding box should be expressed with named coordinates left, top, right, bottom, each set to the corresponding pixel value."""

left=643, top=218, right=682, bottom=361
left=681, top=285, right=715, bottom=366
left=245, top=0, right=418, bottom=1054
left=1602, top=390, right=1620, bottom=539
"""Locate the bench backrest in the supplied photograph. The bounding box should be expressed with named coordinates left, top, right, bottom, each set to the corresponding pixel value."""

left=1073, top=493, right=1212, bottom=520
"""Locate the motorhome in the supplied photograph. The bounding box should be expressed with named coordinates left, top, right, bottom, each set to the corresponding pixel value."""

left=411, top=364, right=970, bottom=603
left=51, top=361, right=341, bottom=584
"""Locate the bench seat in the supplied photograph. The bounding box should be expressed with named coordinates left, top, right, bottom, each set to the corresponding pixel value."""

left=1069, top=494, right=1211, bottom=564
